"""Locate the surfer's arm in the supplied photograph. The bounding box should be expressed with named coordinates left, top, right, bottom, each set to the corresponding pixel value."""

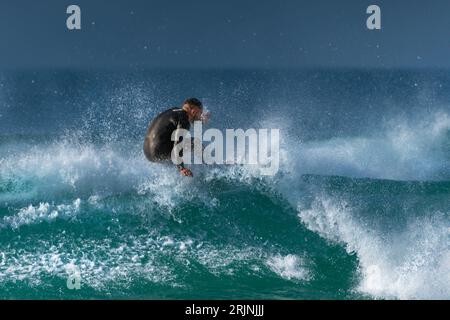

left=172, top=120, right=193, bottom=177
left=175, top=154, right=193, bottom=177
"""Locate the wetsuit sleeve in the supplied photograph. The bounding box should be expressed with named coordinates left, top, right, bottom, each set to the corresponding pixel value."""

left=173, top=114, right=190, bottom=170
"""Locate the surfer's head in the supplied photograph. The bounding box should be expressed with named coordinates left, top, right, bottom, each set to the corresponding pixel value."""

left=182, top=98, right=205, bottom=123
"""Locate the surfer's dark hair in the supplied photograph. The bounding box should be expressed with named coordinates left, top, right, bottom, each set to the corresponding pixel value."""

left=184, top=98, right=203, bottom=109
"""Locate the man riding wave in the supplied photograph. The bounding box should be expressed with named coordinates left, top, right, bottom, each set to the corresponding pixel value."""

left=143, top=98, right=210, bottom=177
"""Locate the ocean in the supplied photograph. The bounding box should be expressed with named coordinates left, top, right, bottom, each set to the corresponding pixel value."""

left=0, top=69, right=449, bottom=299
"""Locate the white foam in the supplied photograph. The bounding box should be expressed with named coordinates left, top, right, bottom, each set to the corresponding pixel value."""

left=267, top=254, right=310, bottom=281
left=286, top=112, right=450, bottom=181
left=298, top=196, right=450, bottom=299
left=0, top=232, right=293, bottom=291
left=1, top=199, right=81, bottom=229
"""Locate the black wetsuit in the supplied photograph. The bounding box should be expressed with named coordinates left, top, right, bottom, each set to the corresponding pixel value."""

left=143, top=108, right=190, bottom=165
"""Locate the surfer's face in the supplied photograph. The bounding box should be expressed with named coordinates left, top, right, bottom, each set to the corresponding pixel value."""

left=192, top=107, right=203, bottom=121
left=185, top=105, right=203, bottom=122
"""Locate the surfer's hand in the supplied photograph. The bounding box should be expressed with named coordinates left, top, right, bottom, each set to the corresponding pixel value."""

left=179, top=167, right=193, bottom=177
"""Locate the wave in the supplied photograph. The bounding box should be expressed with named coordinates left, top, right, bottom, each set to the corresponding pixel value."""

left=298, top=196, right=450, bottom=299
left=1, top=199, right=81, bottom=229
left=273, top=111, right=450, bottom=299
left=0, top=110, right=449, bottom=299
left=283, top=111, right=450, bottom=181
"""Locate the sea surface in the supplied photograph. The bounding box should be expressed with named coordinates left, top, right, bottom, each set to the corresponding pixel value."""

left=0, top=69, right=449, bottom=299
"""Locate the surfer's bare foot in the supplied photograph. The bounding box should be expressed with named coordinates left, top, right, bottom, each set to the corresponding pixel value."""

left=179, top=168, right=193, bottom=177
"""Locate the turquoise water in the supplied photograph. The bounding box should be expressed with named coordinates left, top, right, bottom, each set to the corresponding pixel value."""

left=0, top=70, right=449, bottom=299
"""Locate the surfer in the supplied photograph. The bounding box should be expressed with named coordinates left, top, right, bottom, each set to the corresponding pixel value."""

left=143, top=98, right=210, bottom=177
